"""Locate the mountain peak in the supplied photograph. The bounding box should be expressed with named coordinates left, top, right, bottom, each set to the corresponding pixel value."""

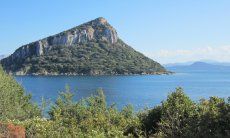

left=12, top=17, right=119, bottom=56
left=92, top=17, right=108, bottom=24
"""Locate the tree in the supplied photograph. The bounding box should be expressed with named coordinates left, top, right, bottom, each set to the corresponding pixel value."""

left=0, top=66, right=40, bottom=121
left=48, top=86, right=141, bottom=137
left=138, top=106, right=162, bottom=137
left=197, top=97, right=230, bottom=137
left=157, top=87, right=198, bottom=137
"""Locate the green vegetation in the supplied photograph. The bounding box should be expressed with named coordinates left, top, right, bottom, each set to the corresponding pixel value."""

left=139, top=88, right=230, bottom=137
left=1, top=40, right=167, bottom=75
left=0, top=66, right=40, bottom=121
left=21, top=88, right=140, bottom=137
left=0, top=67, right=229, bottom=137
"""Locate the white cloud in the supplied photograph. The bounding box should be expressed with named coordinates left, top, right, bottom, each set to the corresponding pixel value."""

left=145, top=46, right=230, bottom=64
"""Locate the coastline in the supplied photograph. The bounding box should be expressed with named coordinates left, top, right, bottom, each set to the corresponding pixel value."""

left=11, top=71, right=174, bottom=76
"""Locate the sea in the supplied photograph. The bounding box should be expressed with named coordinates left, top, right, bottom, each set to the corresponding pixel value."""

left=15, top=68, right=230, bottom=111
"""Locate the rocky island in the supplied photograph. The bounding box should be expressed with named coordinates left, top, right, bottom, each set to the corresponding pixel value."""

left=1, top=17, right=168, bottom=75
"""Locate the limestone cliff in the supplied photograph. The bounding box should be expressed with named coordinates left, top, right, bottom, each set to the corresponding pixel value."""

left=8, top=17, right=118, bottom=59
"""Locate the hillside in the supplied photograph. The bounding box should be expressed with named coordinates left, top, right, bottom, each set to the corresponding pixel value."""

left=1, top=17, right=168, bottom=75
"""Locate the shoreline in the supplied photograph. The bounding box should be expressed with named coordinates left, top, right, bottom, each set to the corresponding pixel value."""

left=12, top=71, right=174, bottom=77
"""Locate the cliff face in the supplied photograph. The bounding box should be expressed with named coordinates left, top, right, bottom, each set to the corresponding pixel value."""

left=10, top=17, right=118, bottom=59
left=1, top=17, right=168, bottom=75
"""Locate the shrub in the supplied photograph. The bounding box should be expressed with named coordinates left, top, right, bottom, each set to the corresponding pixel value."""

left=197, top=97, right=230, bottom=137
left=157, top=87, right=198, bottom=137
left=138, top=106, right=162, bottom=137
left=139, top=88, right=230, bottom=138
left=0, top=66, right=41, bottom=121
left=23, top=87, right=141, bottom=137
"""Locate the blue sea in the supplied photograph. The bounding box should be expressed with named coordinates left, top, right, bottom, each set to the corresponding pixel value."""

left=15, top=68, right=230, bottom=110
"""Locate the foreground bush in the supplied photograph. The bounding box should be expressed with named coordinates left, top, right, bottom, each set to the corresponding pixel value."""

left=197, top=97, right=230, bottom=137
left=140, top=88, right=230, bottom=138
left=1, top=86, right=230, bottom=138
left=0, top=66, right=40, bottom=121
left=21, top=87, right=141, bottom=137
left=157, top=88, right=197, bottom=137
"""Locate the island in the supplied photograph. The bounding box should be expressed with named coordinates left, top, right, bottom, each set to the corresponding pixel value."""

left=0, top=17, right=169, bottom=76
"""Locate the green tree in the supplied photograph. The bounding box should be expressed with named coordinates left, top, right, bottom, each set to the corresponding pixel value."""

left=47, top=86, right=141, bottom=137
left=157, top=88, right=198, bottom=137
left=197, top=97, right=230, bottom=137
left=0, top=66, right=40, bottom=121
left=138, top=106, right=162, bottom=137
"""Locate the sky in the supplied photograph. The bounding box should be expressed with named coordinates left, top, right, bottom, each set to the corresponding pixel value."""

left=0, top=0, right=230, bottom=64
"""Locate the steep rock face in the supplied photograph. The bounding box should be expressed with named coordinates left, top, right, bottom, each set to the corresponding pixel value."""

left=9, top=17, right=118, bottom=59
left=1, top=17, right=168, bottom=75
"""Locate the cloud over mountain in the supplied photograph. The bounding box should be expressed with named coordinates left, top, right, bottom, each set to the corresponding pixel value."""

left=145, top=46, right=230, bottom=64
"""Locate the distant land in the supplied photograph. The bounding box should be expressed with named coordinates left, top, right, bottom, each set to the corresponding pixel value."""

left=0, top=17, right=168, bottom=76
left=165, top=61, right=230, bottom=72
left=164, top=60, right=230, bottom=67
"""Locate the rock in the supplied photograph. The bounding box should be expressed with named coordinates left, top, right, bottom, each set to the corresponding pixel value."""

left=2, top=17, right=118, bottom=62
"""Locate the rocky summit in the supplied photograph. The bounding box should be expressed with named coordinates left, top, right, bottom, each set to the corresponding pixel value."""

left=1, top=17, right=168, bottom=75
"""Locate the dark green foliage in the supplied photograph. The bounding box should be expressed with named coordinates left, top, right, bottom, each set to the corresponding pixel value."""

left=197, top=97, right=230, bottom=137
left=138, top=106, right=162, bottom=137
left=140, top=88, right=230, bottom=138
left=1, top=40, right=167, bottom=75
left=157, top=88, right=198, bottom=137
left=0, top=66, right=41, bottom=121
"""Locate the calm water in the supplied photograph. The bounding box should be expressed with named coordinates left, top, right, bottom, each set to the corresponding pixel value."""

left=15, top=69, right=230, bottom=110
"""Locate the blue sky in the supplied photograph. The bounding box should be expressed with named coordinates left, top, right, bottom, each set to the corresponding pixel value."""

left=1, top=0, right=230, bottom=63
